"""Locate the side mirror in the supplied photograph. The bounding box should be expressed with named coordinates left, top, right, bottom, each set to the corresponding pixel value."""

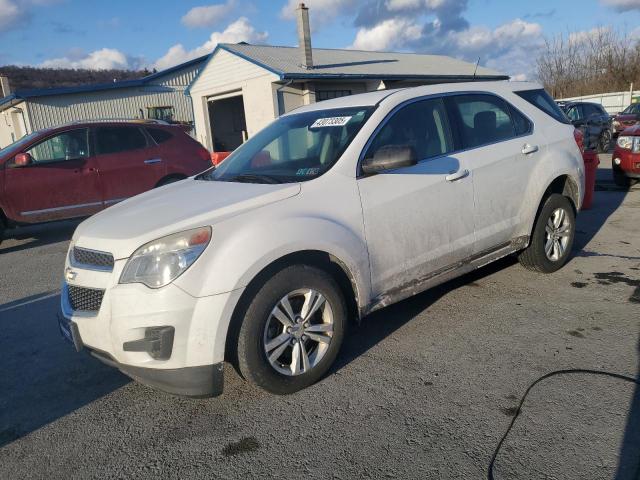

left=572, top=119, right=585, bottom=128
left=362, top=145, right=417, bottom=174
left=13, top=152, right=32, bottom=167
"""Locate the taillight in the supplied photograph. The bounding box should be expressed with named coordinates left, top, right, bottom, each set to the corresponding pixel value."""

left=573, top=128, right=584, bottom=153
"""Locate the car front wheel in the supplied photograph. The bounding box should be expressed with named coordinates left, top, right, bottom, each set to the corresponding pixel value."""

left=236, top=265, right=346, bottom=394
left=519, top=194, right=575, bottom=273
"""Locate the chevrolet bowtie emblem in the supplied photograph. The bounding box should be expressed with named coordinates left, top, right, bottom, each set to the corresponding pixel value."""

left=65, top=268, right=77, bottom=281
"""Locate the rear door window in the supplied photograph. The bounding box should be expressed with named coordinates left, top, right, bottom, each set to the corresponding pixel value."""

left=95, top=126, right=147, bottom=155
left=365, top=97, right=453, bottom=161
left=448, top=94, right=516, bottom=149
left=25, top=129, right=89, bottom=163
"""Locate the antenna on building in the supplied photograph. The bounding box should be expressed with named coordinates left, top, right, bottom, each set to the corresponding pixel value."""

left=472, top=57, right=480, bottom=80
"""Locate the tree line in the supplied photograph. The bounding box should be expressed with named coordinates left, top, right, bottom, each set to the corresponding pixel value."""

left=536, top=28, right=640, bottom=99
left=0, top=65, right=154, bottom=93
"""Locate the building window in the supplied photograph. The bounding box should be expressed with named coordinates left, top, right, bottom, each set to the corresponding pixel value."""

left=316, top=90, right=352, bottom=102
left=147, top=106, right=174, bottom=122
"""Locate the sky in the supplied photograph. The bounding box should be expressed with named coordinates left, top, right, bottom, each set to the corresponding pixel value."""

left=1, top=0, right=640, bottom=80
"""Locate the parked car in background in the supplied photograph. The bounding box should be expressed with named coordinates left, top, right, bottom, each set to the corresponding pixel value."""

left=0, top=121, right=211, bottom=245
left=612, top=103, right=640, bottom=137
left=58, top=81, right=584, bottom=398
left=559, top=101, right=612, bottom=153
left=612, top=124, right=640, bottom=187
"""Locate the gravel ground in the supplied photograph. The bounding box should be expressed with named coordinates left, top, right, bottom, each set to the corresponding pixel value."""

left=1, top=160, right=639, bottom=479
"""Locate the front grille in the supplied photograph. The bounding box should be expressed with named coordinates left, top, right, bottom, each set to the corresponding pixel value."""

left=68, top=285, right=105, bottom=312
left=72, top=247, right=114, bottom=271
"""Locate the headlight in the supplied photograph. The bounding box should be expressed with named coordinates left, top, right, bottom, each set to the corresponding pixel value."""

left=120, top=227, right=211, bottom=288
left=617, top=136, right=633, bottom=150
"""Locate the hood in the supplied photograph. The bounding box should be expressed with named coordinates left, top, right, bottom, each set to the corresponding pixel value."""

left=73, top=178, right=301, bottom=259
left=620, top=124, right=640, bottom=136
left=615, top=114, right=639, bottom=122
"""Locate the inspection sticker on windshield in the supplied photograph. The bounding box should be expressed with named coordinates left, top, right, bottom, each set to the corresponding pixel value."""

left=310, top=116, right=352, bottom=128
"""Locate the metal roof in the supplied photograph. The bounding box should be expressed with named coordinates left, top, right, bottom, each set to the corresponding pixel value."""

left=218, top=43, right=508, bottom=81
left=0, top=55, right=207, bottom=108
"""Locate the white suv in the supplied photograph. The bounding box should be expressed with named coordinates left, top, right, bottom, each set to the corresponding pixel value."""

left=59, top=82, right=584, bottom=397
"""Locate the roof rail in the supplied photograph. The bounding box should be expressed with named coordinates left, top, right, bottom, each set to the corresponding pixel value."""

left=66, top=118, right=170, bottom=125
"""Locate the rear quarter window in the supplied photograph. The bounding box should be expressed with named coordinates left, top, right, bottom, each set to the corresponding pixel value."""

left=515, top=89, right=571, bottom=124
left=147, top=128, right=174, bottom=144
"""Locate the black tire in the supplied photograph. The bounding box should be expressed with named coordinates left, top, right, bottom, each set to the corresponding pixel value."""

left=0, top=220, right=4, bottom=248
left=519, top=194, right=575, bottom=273
left=236, top=264, right=347, bottom=395
left=156, top=176, right=185, bottom=187
left=612, top=167, right=632, bottom=189
left=597, top=130, right=612, bottom=153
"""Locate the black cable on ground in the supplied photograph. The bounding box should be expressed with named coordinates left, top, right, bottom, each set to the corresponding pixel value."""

left=488, top=369, right=640, bottom=480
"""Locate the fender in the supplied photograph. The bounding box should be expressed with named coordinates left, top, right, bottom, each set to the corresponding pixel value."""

left=515, top=143, right=584, bottom=241
left=175, top=213, right=372, bottom=309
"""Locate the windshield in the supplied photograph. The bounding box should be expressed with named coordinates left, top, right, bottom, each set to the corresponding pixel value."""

left=198, top=106, right=374, bottom=184
left=622, top=104, right=639, bottom=115
left=0, top=131, right=40, bottom=158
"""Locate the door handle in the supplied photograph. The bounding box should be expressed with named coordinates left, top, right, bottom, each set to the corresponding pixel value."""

left=144, top=158, right=163, bottom=165
left=445, top=169, right=469, bottom=182
left=522, top=143, right=539, bottom=155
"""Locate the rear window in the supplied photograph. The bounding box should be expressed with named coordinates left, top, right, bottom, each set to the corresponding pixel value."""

left=515, top=89, right=571, bottom=124
left=147, top=128, right=173, bottom=144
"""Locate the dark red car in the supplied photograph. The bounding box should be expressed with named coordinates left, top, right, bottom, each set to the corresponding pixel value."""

left=0, top=121, right=211, bottom=244
left=612, top=103, right=640, bottom=136
left=612, top=124, right=640, bottom=187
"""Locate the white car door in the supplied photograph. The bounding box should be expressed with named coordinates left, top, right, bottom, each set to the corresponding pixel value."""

left=445, top=93, right=540, bottom=254
left=357, top=97, right=475, bottom=301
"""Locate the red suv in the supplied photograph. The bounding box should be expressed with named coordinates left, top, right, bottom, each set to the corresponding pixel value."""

left=612, top=103, right=640, bottom=136
left=612, top=124, right=640, bottom=187
left=0, top=121, right=211, bottom=244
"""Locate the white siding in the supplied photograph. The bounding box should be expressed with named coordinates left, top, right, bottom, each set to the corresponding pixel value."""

left=189, top=49, right=279, bottom=150
left=0, top=101, right=30, bottom=147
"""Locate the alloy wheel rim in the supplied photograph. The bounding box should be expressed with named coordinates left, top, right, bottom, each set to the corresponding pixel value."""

left=544, top=207, right=571, bottom=261
left=263, top=288, right=334, bottom=376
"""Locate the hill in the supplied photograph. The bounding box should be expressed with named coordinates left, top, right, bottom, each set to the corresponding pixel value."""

left=0, top=65, right=152, bottom=93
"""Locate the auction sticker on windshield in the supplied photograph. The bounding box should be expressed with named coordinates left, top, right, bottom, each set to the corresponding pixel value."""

left=310, top=116, right=352, bottom=128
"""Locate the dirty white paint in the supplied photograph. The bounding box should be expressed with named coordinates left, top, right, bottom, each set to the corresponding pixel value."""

left=63, top=81, right=583, bottom=385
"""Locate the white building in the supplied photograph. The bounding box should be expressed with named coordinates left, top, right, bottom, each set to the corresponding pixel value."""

left=0, top=56, right=206, bottom=148
left=186, top=5, right=508, bottom=152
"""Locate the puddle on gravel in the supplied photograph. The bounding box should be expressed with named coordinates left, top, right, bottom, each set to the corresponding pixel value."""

left=567, top=330, right=585, bottom=338
left=594, top=272, right=640, bottom=304
left=222, top=437, right=260, bottom=456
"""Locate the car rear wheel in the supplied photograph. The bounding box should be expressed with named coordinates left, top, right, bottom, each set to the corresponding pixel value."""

left=598, top=130, right=612, bottom=153
left=518, top=194, right=575, bottom=273
left=236, top=265, right=346, bottom=394
left=156, top=176, right=185, bottom=187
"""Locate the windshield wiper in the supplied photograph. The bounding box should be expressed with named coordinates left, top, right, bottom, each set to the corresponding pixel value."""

left=227, top=173, right=283, bottom=184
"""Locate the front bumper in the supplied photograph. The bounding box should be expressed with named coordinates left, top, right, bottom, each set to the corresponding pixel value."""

left=58, top=263, right=243, bottom=397
left=58, top=310, right=224, bottom=397
left=612, top=147, right=640, bottom=177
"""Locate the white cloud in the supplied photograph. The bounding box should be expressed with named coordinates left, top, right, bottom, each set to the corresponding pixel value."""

left=182, top=1, right=235, bottom=28
left=154, top=17, right=267, bottom=70
left=40, top=48, right=133, bottom=70
left=350, top=18, right=423, bottom=50
left=0, top=0, right=26, bottom=32
left=600, top=0, right=640, bottom=11
left=342, top=0, right=544, bottom=80
left=280, top=0, right=358, bottom=26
